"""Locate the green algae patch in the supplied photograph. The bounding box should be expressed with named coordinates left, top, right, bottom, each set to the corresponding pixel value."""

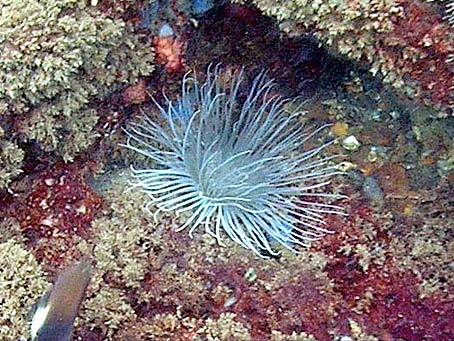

left=0, top=126, right=24, bottom=189
left=0, top=0, right=154, bottom=165
left=0, top=239, right=49, bottom=340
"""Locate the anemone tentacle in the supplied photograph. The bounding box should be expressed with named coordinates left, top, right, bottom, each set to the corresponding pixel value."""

left=124, top=67, right=345, bottom=256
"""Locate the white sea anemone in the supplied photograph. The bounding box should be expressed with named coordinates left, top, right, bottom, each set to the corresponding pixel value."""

left=124, top=66, right=344, bottom=256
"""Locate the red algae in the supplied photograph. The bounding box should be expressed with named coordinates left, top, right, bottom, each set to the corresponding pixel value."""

left=18, top=165, right=102, bottom=238
left=385, top=0, right=454, bottom=109
left=317, top=202, right=454, bottom=341
left=266, top=274, right=338, bottom=340
left=202, top=260, right=337, bottom=340
left=329, top=263, right=454, bottom=341
left=13, top=164, right=102, bottom=267
left=206, top=263, right=272, bottom=338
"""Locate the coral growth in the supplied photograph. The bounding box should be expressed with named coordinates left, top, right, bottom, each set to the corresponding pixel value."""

left=0, top=0, right=154, bottom=161
left=74, top=173, right=454, bottom=341
left=93, top=0, right=139, bottom=17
